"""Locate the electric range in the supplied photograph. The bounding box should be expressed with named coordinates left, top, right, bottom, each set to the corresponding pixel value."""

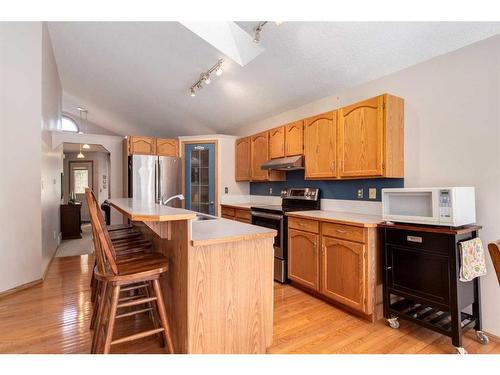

left=251, top=187, right=321, bottom=283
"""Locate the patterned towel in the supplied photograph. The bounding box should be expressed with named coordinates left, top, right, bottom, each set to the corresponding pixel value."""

left=459, top=238, right=487, bottom=282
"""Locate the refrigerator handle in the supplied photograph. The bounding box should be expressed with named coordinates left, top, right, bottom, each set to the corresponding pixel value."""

left=154, top=160, right=159, bottom=204
left=157, top=159, right=162, bottom=204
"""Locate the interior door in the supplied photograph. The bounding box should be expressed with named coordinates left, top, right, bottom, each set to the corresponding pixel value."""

left=70, top=161, right=93, bottom=222
left=184, top=143, right=216, bottom=215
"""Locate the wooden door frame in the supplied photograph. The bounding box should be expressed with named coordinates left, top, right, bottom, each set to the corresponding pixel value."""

left=181, top=140, right=219, bottom=216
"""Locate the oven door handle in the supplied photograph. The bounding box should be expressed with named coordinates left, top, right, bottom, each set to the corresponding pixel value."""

left=251, top=211, right=284, bottom=220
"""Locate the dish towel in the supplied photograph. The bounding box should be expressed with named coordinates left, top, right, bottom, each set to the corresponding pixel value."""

left=459, top=238, right=487, bottom=282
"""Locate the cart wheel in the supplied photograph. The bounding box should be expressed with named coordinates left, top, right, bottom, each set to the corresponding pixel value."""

left=476, top=331, right=489, bottom=345
left=455, top=347, right=468, bottom=355
left=387, top=318, right=399, bottom=329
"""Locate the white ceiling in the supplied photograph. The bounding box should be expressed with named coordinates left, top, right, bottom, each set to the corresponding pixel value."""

left=48, top=22, right=500, bottom=137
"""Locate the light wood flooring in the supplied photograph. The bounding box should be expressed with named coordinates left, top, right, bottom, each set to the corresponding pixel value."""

left=0, top=255, right=498, bottom=354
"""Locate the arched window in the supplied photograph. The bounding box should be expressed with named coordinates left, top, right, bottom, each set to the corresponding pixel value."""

left=61, top=116, right=79, bottom=133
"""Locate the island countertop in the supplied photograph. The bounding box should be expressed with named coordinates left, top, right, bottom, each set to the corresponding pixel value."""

left=191, top=218, right=276, bottom=246
left=107, top=198, right=197, bottom=222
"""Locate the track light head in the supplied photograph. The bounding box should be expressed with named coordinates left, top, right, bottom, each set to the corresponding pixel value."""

left=190, top=87, right=196, bottom=97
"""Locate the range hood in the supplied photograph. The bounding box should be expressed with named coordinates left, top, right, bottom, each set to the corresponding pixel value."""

left=261, top=155, right=304, bottom=171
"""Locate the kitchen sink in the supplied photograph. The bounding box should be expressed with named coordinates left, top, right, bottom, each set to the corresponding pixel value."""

left=194, top=213, right=218, bottom=221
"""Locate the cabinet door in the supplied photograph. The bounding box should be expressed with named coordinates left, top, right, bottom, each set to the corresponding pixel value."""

left=288, top=229, right=319, bottom=290
left=156, top=138, right=178, bottom=157
left=321, top=236, right=366, bottom=312
left=235, top=137, right=251, bottom=181
left=128, top=136, right=156, bottom=155
left=269, top=126, right=285, bottom=159
left=303, top=111, right=337, bottom=179
left=338, top=96, right=384, bottom=177
left=285, top=120, right=304, bottom=156
left=250, top=131, right=269, bottom=181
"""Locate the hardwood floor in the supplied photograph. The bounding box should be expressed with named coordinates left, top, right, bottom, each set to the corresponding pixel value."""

left=0, top=255, right=498, bottom=354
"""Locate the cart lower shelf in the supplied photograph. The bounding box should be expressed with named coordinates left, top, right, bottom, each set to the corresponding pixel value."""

left=388, top=297, right=476, bottom=336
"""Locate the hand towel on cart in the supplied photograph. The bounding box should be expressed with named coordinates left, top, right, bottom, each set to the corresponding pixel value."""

left=459, top=237, right=487, bottom=282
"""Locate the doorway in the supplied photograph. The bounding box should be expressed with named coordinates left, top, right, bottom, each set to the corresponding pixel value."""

left=69, top=160, right=94, bottom=222
left=183, top=142, right=217, bottom=215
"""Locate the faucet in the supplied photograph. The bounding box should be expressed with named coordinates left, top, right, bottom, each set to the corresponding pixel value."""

left=161, top=194, right=185, bottom=206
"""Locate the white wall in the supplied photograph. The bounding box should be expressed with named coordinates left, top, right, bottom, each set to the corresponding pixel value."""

left=0, top=23, right=43, bottom=292
left=52, top=132, right=124, bottom=224
left=41, top=23, right=63, bottom=274
left=234, top=35, right=500, bottom=336
left=63, top=111, right=120, bottom=136
left=178, top=134, right=250, bottom=214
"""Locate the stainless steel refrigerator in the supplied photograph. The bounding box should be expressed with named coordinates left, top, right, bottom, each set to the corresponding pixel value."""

left=128, top=155, right=182, bottom=207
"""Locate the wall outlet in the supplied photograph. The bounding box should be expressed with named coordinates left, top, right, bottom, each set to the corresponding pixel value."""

left=369, top=188, right=377, bottom=200
left=269, top=188, right=273, bottom=195
left=225, top=187, right=228, bottom=194
left=357, top=188, right=364, bottom=199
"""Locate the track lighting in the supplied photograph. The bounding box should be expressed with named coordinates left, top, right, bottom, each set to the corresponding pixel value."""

left=189, top=59, right=224, bottom=97
left=253, top=22, right=267, bottom=43
left=253, top=21, right=283, bottom=43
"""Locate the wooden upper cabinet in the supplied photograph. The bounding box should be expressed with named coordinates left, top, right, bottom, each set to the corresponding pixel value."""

left=250, top=131, right=270, bottom=181
left=128, top=136, right=156, bottom=155
left=288, top=229, right=319, bottom=291
left=304, top=111, right=337, bottom=179
left=156, top=138, right=178, bottom=157
left=321, top=236, right=366, bottom=312
left=235, top=137, right=251, bottom=181
left=269, top=126, right=285, bottom=159
left=285, top=120, right=303, bottom=156
left=338, top=94, right=404, bottom=178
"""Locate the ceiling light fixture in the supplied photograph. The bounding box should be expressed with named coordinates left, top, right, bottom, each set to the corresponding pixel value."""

left=189, top=59, right=224, bottom=97
left=77, top=144, right=85, bottom=159
left=253, top=21, right=267, bottom=43
left=82, top=144, right=90, bottom=150
left=253, top=21, right=283, bottom=43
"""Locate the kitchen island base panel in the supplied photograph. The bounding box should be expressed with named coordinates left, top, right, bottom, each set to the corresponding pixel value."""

left=144, top=220, right=274, bottom=354
left=189, top=237, right=274, bottom=353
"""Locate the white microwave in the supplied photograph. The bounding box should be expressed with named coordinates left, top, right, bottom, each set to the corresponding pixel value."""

left=382, top=187, right=476, bottom=227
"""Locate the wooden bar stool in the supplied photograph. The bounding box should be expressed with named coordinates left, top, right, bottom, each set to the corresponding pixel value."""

left=85, top=189, right=174, bottom=354
left=487, top=241, right=500, bottom=285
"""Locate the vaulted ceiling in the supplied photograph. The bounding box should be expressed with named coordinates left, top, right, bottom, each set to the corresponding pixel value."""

left=48, top=22, right=500, bottom=137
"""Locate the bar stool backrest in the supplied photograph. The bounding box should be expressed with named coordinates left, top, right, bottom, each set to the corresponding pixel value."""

left=85, top=188, right=119, bottom=275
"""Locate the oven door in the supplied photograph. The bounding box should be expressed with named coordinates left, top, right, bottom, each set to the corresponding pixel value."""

left=251, top=211, right=284, bottom=258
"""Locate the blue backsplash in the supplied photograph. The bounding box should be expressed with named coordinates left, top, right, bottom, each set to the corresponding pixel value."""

left=249, top=170, right=404, bottom=201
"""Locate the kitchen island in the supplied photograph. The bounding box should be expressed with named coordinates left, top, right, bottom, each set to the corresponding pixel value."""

left=107, top=198, right=276, bottom=354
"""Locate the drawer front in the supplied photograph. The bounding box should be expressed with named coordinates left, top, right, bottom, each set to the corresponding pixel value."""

left=322, top=223, right=365, bottom=243
left=221, top=206, right=235, bottom=218
left=385, top=228, right=451, bottom=255
left=236, top=218, right=251, bottom=224
left=288, top=217, right=319, bottom=234
left=235, top=209, right=251, bottom=222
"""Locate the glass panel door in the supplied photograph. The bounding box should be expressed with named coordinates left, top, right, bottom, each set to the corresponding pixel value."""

left=184, top=143, right=215, bottom=215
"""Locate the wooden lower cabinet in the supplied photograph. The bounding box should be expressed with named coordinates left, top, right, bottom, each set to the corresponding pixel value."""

left=287, top=216, right=379, bottom=320
left=220, top=205, right=251, bottom=223
left=288, top=229, right=319, bottom=290
left=321, top=236, right=366, bottom=312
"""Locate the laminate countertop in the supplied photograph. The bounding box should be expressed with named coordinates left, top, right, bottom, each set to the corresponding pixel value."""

left=286, top=210, right=383, bottom=228
left=107, top=198, right=197, bottom=222
left=220, top=203, right=254, bottom=209
left=191, top=218, right=276, bottom=246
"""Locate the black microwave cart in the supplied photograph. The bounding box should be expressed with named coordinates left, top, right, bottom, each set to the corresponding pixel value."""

left=379, top=222, right=489, bottom=354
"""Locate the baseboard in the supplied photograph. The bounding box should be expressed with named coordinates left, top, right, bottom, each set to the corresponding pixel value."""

left=0, top=279, right=43, bottom=299
left=43, top=247, right=58, bottom=280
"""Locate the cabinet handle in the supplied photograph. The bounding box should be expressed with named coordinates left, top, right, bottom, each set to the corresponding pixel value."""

left=335, top=229, right=347, bottom=233
left=316, top=145, right=319, bottom=154
left=387, top=266, right=392, bottom=270
left=331, top=161, right=335, bottom=171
